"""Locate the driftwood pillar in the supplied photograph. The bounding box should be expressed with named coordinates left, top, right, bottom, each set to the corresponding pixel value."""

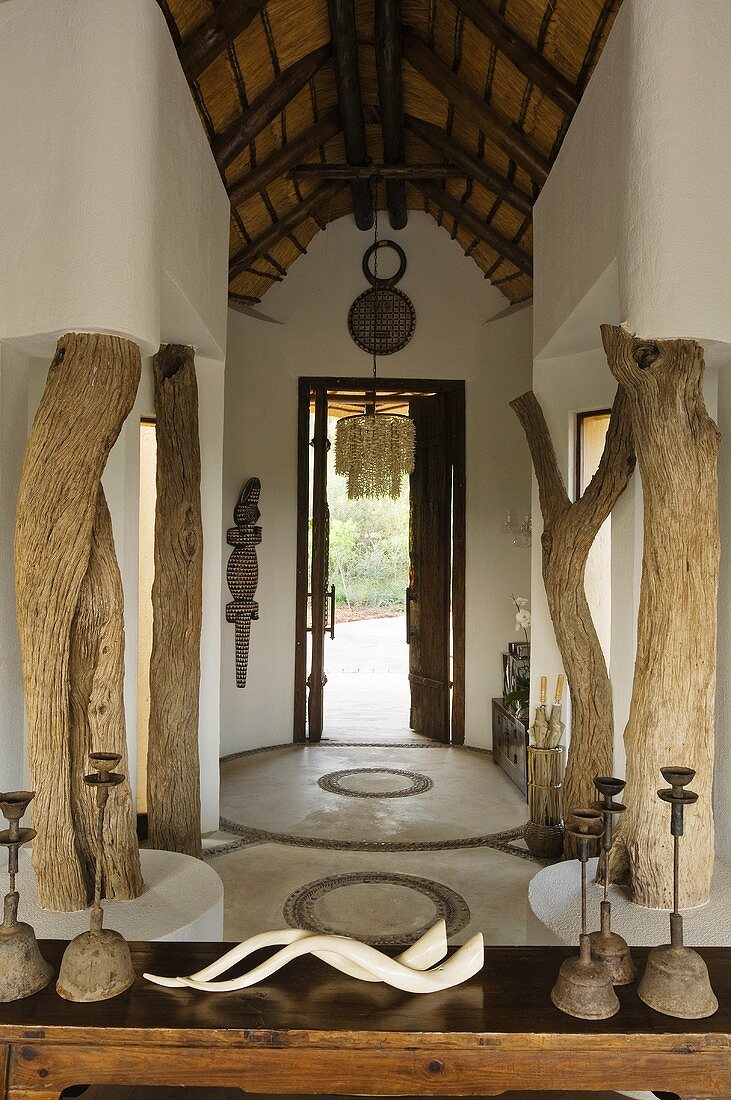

left=15, top=333, right=142, bottom=911
left=69, top=487, right=144, bottom=900
left=511, top=388, right=635, bottom=849
left=147, top=345, right=203, bottom=858
left=602, top=325, right=719, bottom=908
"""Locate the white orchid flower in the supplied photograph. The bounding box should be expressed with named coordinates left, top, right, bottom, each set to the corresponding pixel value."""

left=515, top=609, right=531, bottom=628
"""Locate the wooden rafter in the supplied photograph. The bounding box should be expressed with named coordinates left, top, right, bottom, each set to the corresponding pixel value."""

left=229, top=112, right=341, bottom=207
left=375, top=0, right=407, bottom=229
left=291, top=163, right=465, bottom=179
left=179, top=0, right=269, bottom=80
left=404, top=115, right=533, bottom=217
left=450, top=0, right=579, bottom=116
left=402, top=31, right=550, bottom=186
left=229, top=183, right=342, bottom=279
left=213, top=44, right=332, bottom=173
left=327, top=0, right=373, bottom=230
left=414, top=180, right=533, bottom=276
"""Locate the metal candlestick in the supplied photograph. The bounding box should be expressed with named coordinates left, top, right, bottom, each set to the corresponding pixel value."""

left=0, top=791, right=53, bottom=1002
left=550, top=807, right=619, bottom=1020
left=637, top=767, right=717, bottom=1018
left=56, top=754, right=135, bottom=1002
left=589, top=776, right=636, bottom=985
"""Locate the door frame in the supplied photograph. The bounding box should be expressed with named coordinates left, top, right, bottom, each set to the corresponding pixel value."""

left=293, top=377, right=466, bottom=744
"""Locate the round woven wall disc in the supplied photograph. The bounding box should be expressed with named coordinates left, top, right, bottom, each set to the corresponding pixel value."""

left=348, top=287, right=416, bottom=355
left=362, top=240, right=407, bottom=288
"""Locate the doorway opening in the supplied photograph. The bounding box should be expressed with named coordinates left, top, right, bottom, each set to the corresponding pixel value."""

left=294, top=378, right=465, bottom=746
left=136, top=417, right=156, bottom=818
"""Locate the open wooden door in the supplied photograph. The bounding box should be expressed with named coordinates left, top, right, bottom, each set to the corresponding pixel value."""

left=408, top=393, right=452, bottom=742
left=307, top=386, right=329, bottom=742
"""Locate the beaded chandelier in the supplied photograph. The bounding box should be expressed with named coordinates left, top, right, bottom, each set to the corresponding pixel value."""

left=335, top=410, right=415, bottom=499
left=334, top=186, right=416, bottom=500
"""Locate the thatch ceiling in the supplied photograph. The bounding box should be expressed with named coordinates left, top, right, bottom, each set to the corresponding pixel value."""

left=157, top=0, right=620, bottom=307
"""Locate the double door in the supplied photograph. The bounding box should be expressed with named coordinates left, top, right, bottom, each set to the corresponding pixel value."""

left=294, top=379, right=465, bottom=745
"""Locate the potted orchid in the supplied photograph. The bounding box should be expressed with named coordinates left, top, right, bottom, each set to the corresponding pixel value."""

left=512, top=594, right=531, bottom=647
left=503, top=595, right=531, bottom=716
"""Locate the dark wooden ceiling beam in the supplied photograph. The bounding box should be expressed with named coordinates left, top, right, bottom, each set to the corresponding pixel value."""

left=375, top=0, right=407, bottom=229
left=404, top=114, right=533, bottom=217
left=229, top=112, right=341, bottom=207
left=402, top=31, right=550, bottom=186
left=414, top=180, right=533, bottom=276
left=327, top=0, right=374, bottom=230
left=229, top=184, right=342, bottom=280
left=291, top=163, right=465, bottom=179
left=213, top=44, right=332, bottom=173
left=179, top=0, right=268, bottom=81
left=450, top=0, right=579, bottom=116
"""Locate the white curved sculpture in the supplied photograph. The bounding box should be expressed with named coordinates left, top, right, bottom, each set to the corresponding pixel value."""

left=144, top=920, right=484, bottom=994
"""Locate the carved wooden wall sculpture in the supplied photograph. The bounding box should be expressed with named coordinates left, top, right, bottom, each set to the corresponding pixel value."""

left=147, top=344, right=203, bottom=859
left=602, top=326, right=719, bottom=908
left=226, top=478, right=261, bottom=687
left=511, top=387, right=635, bottom=853
left=15, top=332, right=143, bottom=911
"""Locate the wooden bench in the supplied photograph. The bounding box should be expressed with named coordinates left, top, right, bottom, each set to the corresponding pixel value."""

left=1, top=943, right=729, bottom=1100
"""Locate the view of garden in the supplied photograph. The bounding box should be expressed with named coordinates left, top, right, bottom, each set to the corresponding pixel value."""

left=327, top=418, right=410, bottom=622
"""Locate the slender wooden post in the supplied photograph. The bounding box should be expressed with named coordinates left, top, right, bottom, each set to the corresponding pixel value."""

left=147, top=345, right=203, bottom=858
left=511, top=387, right=635, bottom=851
left=69, top=487, right=144, bottom=900
left=15, top=333, right=141, bottom=911
left=602, top=326, right=719, bottom=908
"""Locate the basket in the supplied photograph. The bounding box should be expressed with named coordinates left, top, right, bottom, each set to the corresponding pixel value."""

left=523, top=820, right=564, bottom=860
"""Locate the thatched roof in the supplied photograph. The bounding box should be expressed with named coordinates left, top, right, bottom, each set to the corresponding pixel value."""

left=157, top=0, right=620, bottom=307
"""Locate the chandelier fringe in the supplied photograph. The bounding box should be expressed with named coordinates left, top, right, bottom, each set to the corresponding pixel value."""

left=335, top=413, right=416, bottom=499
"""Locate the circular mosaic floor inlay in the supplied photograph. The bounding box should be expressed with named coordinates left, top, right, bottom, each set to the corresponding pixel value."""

left=282, top=871, right=470, bottom=945
left=317, top=767, right=434, bottom=799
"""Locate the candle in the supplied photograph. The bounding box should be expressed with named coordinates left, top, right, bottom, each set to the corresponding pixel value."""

left=540, top=676, right=547, bottom=704
left=555, top=674, right=565, bottom=704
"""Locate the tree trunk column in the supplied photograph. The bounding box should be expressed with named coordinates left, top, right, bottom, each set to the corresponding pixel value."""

left=147, top=345, right=203, bottom=858
left=602, top=325, right=719, bottom=908
left=15, top=333, right=142, bottom=912
left=511, top=388, right=635, bottom=852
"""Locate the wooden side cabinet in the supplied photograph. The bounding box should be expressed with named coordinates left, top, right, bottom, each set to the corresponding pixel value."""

left=492, top=697, right=528, bottom=799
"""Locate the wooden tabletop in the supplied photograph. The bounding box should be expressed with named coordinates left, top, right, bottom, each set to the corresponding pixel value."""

left=2, top=944, right=730, bottom=1100
left=0, top=942, right=728, bottom=1043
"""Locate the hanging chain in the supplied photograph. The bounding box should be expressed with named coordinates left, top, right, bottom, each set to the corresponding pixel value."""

left=372, top=180, right=379, bottom=380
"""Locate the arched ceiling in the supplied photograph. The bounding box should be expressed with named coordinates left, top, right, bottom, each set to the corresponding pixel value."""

left=157, top=0, right=621, bottom=308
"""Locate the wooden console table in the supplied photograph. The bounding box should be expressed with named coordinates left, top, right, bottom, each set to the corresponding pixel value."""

left=1, top=942, right=729, bottom=1100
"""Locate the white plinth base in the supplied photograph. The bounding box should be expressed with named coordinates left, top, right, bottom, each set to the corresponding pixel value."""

left=15, top=848, right=223, bottom=942
left=528, top=856, right=731, bottom=946
left=528, top=857, right=731, bottom=1100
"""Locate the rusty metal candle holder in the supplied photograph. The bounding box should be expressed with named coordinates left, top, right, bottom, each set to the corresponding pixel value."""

left=0, top=790, right=53, bottom=1002
left=589, top=776, right=636, bottom=985
left=56, top=754, right=135, bottom=1002
left=637, top=767, right=717, bottom=1019
left=550, top=807, right=619, bottom=1020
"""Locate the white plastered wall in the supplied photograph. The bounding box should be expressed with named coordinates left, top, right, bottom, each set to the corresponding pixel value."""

left=529, top=0, right=731, bottom=857
left=221, top=212, right=533, bottom=755
left=0, top=0, right=229, bottom=833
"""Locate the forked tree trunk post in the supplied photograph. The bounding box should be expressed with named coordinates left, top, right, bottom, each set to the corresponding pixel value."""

left=511, top=388, right=635, bottom=851
left=602, top=325, right=719, bottom=908
left=69, top=487, right=144, bottom=900
left=147, top=344, right=203, bottom=858
left=15, top=333, right=142, bottom=911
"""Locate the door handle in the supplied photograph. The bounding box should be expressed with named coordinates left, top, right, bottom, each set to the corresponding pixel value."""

left=327, top=584, right=335, bottom=640
left=406, top=586, right=413, bottom=644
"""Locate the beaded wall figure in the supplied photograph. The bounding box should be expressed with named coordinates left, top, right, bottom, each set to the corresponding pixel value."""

left=226, top=478, right=261, bottom=687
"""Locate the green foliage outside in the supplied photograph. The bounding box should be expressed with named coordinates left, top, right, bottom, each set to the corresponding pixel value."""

left=327, top=427, right=410, bottom=614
